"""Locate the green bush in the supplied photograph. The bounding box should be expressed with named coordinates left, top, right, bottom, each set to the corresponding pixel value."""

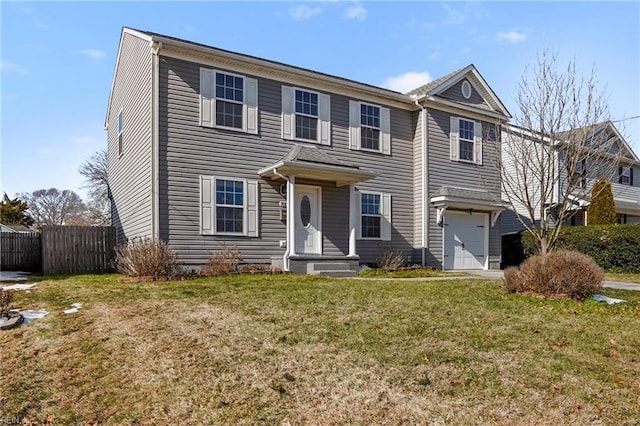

left=505, top=224, right=640, bottom=273
left=555, top=224, right=640, bottom=273
left=504, top=250, right=604, bottom=300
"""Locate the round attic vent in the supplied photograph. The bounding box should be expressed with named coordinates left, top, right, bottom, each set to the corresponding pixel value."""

left=461, top=80, right=472, bottom=99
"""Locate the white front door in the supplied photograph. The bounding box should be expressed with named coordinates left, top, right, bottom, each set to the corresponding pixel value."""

left=444, top=211, right=487, bottom=270
left=294, top=185, right=322, bottom=254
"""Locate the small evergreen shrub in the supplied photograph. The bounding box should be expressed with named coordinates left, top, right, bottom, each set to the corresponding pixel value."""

left=201, top=243, right=243, bottom=276
left=113, top=237, right=179, bottom=278
left=503, top=250, right=604, bottom=300
left=586, top=176, right=617, bottom=225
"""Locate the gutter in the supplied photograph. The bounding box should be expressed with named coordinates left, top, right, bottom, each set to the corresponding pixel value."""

left=415, top=98, right=428, bottom=267
left=272, top=168, right=290, bottom=272
left=151, top=40, right=162, bottom=239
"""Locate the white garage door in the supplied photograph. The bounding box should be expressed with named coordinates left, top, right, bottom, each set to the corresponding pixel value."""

left=443, top=211, right=487, bottom=270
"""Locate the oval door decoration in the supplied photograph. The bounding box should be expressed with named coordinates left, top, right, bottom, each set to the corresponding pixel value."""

left=300, top=195, right=311, bottom=227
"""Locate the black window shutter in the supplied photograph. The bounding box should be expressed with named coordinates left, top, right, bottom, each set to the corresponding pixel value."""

left=619, top=166, right=623, bottom=184
left=631, top=167, right=634, bottom=186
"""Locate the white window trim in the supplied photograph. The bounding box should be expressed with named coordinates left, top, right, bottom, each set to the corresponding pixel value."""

left=359, top=101, right=382, bottom=153
left=117, top=109, right=124, bottom=157
left=293, top=87, right=320, bottom=143
left=349, top=100, right=391, bottom=155
left=213, top=70, right=246, bottom=132
left=461, top=80, right=472, bottom=99
left=282, top=86, right=330, bottom=145
left=621, top=166, right=631, bottom=185
left=450, top=116, right=482, bottom=165
left=458, top=118, right=476, bottom=164
left=200, top=67, right=258, bottom=134
left=356, top=190, right=391, bottom=241
left=200, top=176, right=259, bottom=237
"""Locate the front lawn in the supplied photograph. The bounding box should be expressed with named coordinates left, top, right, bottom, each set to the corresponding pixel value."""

left=2, top=274, right=639, bottom=424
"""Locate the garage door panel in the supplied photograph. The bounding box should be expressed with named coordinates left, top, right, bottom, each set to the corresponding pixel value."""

left=444, top=212, right=487, bottom=270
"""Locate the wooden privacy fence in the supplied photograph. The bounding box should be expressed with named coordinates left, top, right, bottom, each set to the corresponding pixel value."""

left=0, top=232, right=41, bottom=271
left=41, top=226, right=116, bottom=275
left=1, top=226, right=116, bottom=275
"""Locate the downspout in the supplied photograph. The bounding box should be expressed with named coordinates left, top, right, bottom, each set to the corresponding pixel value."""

left=272, top=168, right=290, bottom=272
left=415, top=99, right=428, bottom=267
left=150, top=40, right=162, bottom=240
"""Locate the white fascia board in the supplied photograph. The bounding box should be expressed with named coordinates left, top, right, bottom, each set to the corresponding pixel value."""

left=105, top=28, right=154, bottom=129
left=430, top=195, right=507, bottom=211
left=425, top=97, right=510, bottom=122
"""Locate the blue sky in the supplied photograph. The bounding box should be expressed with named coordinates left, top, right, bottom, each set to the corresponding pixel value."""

left=2, top=1, right=639, bottom=201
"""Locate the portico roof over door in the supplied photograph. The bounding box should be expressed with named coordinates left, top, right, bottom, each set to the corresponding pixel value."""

left=258, top=144, right=376, bottom=186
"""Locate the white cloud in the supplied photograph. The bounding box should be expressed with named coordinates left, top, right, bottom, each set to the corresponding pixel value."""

left=429, top=51, right=441, bottom=61
left=442, top=4, right=465, bottom=25
left=382, top=71, right=433, bottom=94
left=289, top=5, right=322, bottom=21
left=0, top=60, right=27, bottom=73
left=497, top=30, right=527, bottom=43
left=345, top=4, right=367, bottom=21
left=459, top=47, right=471, bottom=55
left=77, top=49, right=106, bottom=60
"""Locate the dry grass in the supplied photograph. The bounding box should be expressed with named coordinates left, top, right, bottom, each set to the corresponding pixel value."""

left=1, top=274, right=639, bottom=424
left=606, top=272, right=640, bottom=284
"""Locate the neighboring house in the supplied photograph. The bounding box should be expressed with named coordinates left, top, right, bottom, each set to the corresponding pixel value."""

left=502, top=121, right=640, bottom=235
left=0, top=223, right=34, bottom=233
left=106, top=27, right=511, bottom=274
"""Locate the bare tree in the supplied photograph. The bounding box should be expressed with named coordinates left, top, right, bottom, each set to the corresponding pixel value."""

left=79, top=149, right=111, bottom=225
left=500, top=48, right=623, bottom=254
left=19, top=188, right=87, bottom=229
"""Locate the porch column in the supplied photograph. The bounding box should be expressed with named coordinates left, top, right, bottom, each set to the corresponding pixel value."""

left=288, top=176, right=296, bottom=256
left=348, top=183, right=357, bottom=257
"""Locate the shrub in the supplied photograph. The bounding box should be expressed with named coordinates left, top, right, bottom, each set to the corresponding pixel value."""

left=504, top=250, right=604, bottom=300
left=113, top=237, right=179, bottom=278
left=0, top=289, right=14, bottom=317
left=586, top=176, right=617, bottom=225
left=505, top=224, right=640, bottom=273
left=375, top=249, right=405, bottom=271
left=201, top=243, right=243, bottom=276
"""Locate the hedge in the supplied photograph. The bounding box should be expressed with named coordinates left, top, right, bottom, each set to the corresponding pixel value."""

left=502, top=224, right=640, bottom=273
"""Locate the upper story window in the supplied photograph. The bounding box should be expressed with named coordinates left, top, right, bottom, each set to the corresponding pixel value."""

left=570, top=158, right=587, bottom=188
left=458, top=119, right=475, bottom=162
left=117, top=109, right=124, bottom=156
left=348, top=100, right=391, bottom=155
left=215, top=72, right=244, bottom=129
left=295, top=89, right=318, bottom=141
left=200, top=176, right=259, bottom=237
left=282, top=86, right=331, bottom=145
left=360, top=103, right=380, bottom=151
left=200, top=68, right=258, bottom=134
left=619, top=166, right=633, bottom=186
left=450, top=116, right=482, bottom=165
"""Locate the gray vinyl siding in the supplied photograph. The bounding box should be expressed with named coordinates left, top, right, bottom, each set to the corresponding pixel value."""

left=157, top=56, right=415, bottom=267
left=107, top=33, right=153, bottom=243
left=440, top=80, right=491, bottom=111
left=425, top=107, right=502, bottom=268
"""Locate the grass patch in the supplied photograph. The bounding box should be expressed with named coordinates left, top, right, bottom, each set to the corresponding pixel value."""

left=2, top=274, right=639, bottom=424
left=606, top=272, right=640, bottom=284
left=358, top=267, right=464, bottom=278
